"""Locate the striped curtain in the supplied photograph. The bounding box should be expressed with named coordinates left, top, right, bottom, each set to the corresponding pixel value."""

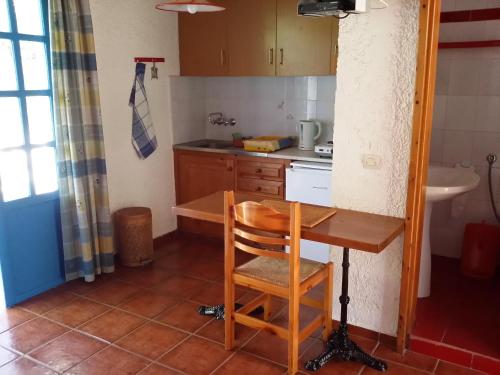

left=50, top=0, right=114, bottom=282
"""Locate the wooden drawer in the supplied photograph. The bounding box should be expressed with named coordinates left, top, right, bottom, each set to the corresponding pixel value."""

left=237, top=160, right=284, bottom=180
left=237, top=177, right=284, bottom=198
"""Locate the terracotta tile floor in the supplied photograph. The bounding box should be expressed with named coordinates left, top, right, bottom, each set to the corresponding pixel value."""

left=0, top=235, right=488, bottom=374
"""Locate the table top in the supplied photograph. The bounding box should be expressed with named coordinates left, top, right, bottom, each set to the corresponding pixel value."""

left=173, top=192, right=405, bottom=254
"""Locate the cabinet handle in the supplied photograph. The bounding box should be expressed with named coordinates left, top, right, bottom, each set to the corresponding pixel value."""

left=255, top=168, right=262, bottom=174
left=220, top=49, right=225, bottom=67
left=279, top=48, right=284, bottom=65
left=269, top=48, right=274, bottom=65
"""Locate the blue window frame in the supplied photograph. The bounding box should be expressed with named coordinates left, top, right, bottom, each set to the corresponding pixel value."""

left=0, top=0, right=57, bottom=203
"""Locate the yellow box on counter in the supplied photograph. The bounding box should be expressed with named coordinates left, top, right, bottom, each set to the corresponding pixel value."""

left=243, top=136, right=293, bottom=153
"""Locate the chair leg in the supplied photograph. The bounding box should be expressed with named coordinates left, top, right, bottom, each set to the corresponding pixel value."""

left=225, top=280, right=235, bottom=350
left=323, top=263, right=333, bottom=341
left=288, top=295, right=300, bottom=374
left=263, top=294, right=272, bottom=321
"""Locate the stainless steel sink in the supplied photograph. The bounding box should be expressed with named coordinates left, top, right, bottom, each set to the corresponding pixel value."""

left=195, top=142, right=233, bottom=149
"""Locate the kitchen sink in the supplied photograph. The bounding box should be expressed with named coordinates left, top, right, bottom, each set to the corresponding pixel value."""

left=195, top=142, right=233, bottom=149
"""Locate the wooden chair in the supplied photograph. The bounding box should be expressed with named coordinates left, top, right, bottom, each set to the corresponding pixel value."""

left=224, top=191, right=334, bottom=375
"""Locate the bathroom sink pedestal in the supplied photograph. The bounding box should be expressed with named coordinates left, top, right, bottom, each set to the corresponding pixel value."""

left=419, top=165, right=480, bottom=298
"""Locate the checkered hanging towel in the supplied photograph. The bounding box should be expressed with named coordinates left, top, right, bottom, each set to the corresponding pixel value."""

left=129, top=63, right=158, bottom=159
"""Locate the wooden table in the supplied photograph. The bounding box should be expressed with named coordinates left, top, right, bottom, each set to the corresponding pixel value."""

left=173, top=191, right=405, bottom=372
left=173, top=191, right=404, bottom=253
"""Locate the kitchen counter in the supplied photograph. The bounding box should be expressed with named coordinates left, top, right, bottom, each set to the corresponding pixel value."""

left=173, top=139, right=332, bottom=164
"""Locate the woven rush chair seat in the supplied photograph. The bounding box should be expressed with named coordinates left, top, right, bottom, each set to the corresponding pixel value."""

left=235, top=257, right=324, bottom=287
left=223, top=191, right=334, bottom=375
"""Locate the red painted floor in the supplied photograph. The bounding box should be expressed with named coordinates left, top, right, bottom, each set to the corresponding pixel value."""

left=412, top=255, right=500, bottom=374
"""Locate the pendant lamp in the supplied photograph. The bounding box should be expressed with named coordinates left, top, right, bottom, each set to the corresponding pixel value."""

left=155, top=0, right=225, bottom=14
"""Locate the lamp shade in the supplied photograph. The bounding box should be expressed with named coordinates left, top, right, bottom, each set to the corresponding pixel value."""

left=155, top=0, right=225, bottom=14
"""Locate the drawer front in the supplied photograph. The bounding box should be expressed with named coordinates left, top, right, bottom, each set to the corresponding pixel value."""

left=237, top=160, right=284, bottom=180
left=237, top=177, right=284, bottom=198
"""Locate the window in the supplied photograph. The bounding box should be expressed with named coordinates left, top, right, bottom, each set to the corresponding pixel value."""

left=0, top=0, right=57, bottom=202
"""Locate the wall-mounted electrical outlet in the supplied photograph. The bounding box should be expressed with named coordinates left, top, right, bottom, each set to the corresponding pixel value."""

left=362, top=154, right=382, bottom=169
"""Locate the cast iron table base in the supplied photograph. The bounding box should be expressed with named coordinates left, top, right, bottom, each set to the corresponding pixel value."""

left=305, top=247, right=387, bottom=372
left=304, top=324, right=387, bottom=372
left=198, top=247, right=387, bottom=372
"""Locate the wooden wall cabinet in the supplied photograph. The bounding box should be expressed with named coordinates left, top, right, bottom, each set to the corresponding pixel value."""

left=178, top=0, right=339, bottom=76
left=276, top=0, right=338, bottom=76
left=227, top=0, right=277, bottom=76
left=330, top=18, right=340, bottom=75
left=178, top=1, right=228, bottom=76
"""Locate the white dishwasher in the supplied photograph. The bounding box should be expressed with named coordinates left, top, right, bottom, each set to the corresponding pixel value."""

left=285, top=161, right=333, bottom=263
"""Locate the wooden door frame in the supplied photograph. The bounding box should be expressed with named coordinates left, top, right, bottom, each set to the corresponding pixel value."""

left=397, top=0, right=441, bottom=352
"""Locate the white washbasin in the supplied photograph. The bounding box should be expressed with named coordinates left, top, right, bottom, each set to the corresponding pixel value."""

left=419, top=165, right=480, bottom=298
left=426, top=165, right=480, bottom=202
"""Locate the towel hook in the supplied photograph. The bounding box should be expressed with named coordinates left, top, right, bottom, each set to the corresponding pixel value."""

left=133, top=57, right=165, bottom=79
left=151, top=62, right=159, bottom=80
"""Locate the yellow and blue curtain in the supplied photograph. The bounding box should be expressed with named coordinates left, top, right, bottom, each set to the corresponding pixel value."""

left=50, top=0, right=114, bottom=282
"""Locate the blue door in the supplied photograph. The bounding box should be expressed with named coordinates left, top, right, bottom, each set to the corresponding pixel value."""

left=0, top=0, right=64, bottom=307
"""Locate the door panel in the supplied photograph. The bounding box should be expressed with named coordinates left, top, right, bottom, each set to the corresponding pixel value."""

left=227, top=0, right=277, bottom=76
left=179, top=1, right=228, bottom=76
left=0, top=0, right=64, bottom=307
left=0, top=194, right=64, bottom=306
left=276, top=0, right=334, bottom=76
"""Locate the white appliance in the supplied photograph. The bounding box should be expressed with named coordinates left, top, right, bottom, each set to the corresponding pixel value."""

left=298, top=0, right=369, bottom=17
left=298, top=120, right=322, bottom=151
left=314, top=142, right=333, bottom=158
left=286, top=161, right=333, bottom=263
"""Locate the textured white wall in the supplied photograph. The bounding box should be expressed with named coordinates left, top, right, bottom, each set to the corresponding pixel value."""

left=89, top=0, right=179, bottom=237
left=331, top=1, right=419, bottom=336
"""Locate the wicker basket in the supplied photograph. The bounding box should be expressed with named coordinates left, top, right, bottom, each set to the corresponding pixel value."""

left=115, top=207, right=153, bottom=267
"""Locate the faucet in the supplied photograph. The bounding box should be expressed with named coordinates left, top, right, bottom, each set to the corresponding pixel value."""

left=208, top=112, right=236, bottom=127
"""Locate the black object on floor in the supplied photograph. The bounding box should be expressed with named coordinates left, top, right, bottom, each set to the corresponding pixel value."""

left=304, top=247, right=388, bottom=372
left=198, top=303, right=264, bottom=320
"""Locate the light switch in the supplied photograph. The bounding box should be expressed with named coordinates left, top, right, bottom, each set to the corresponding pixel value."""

left=362, top=154, right=382, bottom=169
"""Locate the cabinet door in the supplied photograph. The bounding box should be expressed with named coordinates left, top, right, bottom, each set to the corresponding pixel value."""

left=176, top=151, right=235, bottom=204
left=276, top=0, right=335, bottom=76
left=330, top=19, right=339, bottom=75
left=178, top=1, right=228, bottom=76
left=174, top=151, right=235, bottom=237
left=227, top=0, right=277, bottom=76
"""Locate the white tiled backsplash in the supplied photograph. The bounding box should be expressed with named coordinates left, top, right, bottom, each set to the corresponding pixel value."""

left=430, top=11, right=500, bottom=259
left=169, top=76, right=336, bottom=145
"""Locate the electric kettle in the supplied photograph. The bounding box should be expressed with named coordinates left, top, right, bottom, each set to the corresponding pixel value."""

left=298, top=120, right=322, bottom=151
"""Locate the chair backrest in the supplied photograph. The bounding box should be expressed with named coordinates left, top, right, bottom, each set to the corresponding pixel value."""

left=224, top=191, right=301, bottom=261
